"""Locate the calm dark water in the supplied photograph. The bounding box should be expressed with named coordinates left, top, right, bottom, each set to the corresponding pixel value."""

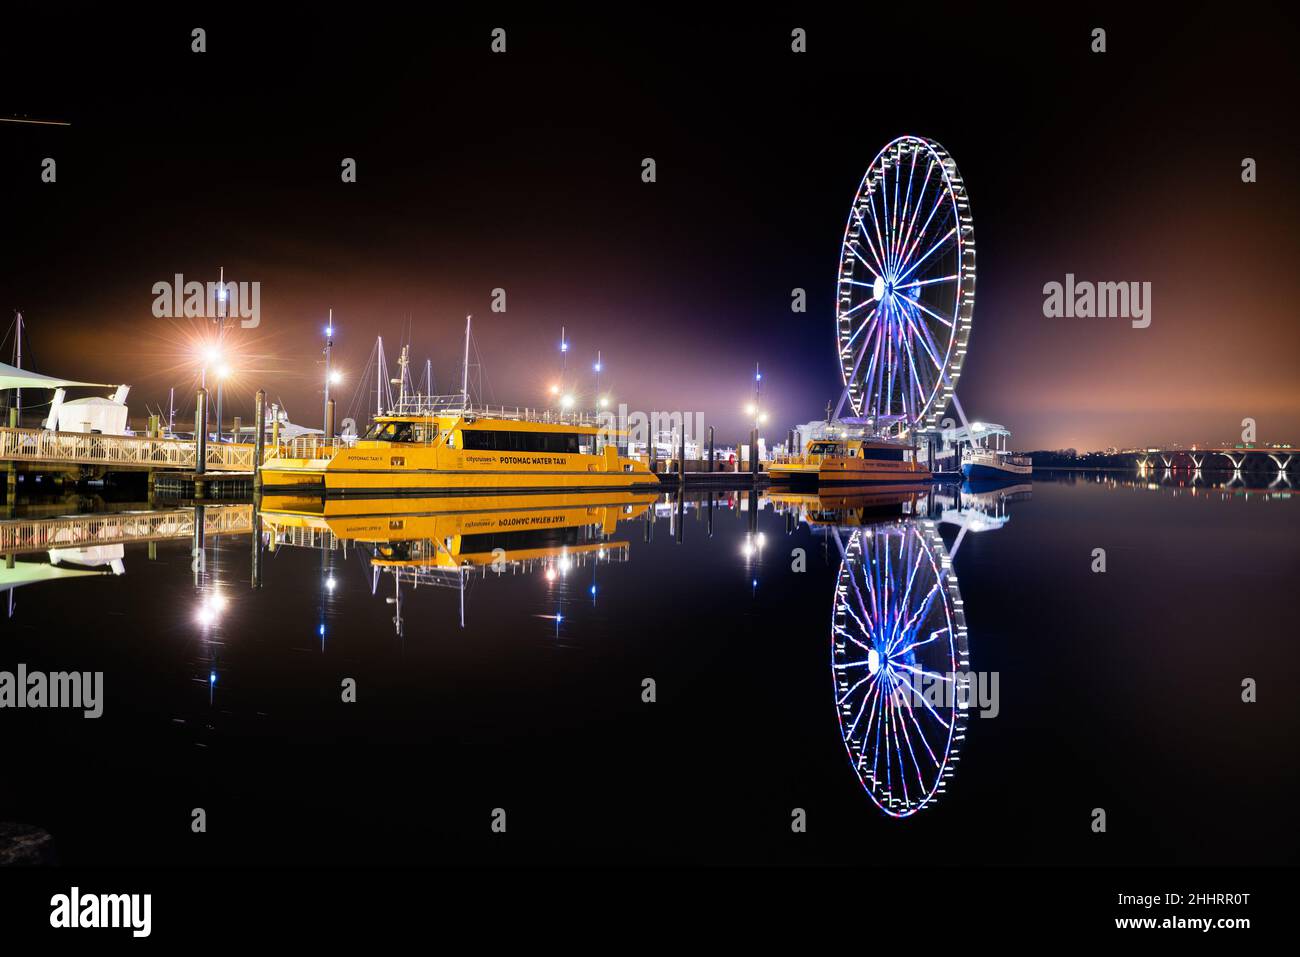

left=2, top=472, right=1297, bottom=866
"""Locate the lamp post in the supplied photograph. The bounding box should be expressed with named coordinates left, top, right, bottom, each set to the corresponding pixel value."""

left=215, top=266, right=227, bottom=443
left=323, top=310, right=334, bottom=432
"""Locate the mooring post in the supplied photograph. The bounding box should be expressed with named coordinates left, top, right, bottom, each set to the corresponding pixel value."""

left=788, top=429, right=795, bottom=458
left=708, top=426, right=715, bottom=473
left=325, top=398, right=336, bottom=439
left=195, top=389, right=208, bottom=476
left=750, top=428, right=759, bottom=479
left=250, top=510, right=263, bottom=589
left=9, top=407, right=18, bottom=429
left=679, top=427, right=686, bottom=483
left=253, top=389, right=267, bottom=491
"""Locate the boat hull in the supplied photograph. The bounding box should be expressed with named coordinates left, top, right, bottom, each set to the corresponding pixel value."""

left=962, top=462, right=1032, bottom=481
left=767, top=462, right=931, bottom=489
left=260, top=464, right=661, bottom=496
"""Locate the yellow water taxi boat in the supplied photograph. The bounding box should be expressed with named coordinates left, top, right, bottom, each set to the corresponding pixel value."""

left=258, top=490, right=656, bottom=568
left=767, top=436, right=931, bottom=488
left=261, top=410, right=659, bottom=496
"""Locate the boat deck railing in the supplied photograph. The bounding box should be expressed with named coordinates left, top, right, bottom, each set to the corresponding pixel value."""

left=387, top=395, right=609, bottom=427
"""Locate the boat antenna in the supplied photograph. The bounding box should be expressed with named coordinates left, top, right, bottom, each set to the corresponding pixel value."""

left=461, top=315, right=472, bottom=410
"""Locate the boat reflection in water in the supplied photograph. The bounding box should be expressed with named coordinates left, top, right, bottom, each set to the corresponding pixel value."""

left=779, top=487, right=972, bottom=818
left=258, top=491, right=657, bottom=634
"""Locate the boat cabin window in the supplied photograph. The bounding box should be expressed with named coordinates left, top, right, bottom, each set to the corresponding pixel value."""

left=861, top=446, right=905, bottom=462
left=364, top=421, right=433, bottom=443
left=809, top=442, right=841, bottom=455
left=461, top=429, right=581, bottom=454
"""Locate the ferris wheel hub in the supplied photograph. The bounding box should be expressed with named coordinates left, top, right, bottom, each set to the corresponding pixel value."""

left=872, top=276, right=886, bottom=300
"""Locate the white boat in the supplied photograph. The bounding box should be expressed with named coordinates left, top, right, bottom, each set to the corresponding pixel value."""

left=962, top=448, right=1032, bottom=480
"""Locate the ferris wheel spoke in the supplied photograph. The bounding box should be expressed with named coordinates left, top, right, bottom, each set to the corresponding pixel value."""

left=890, top=683, right=931, bottom=792
left=885, top=685, right=910, bottom=807
left=892, top=627, right=946, bottom=659
left=889, top=153, right=904, bottom=269
left=899, top=331, right=928, bottom=425
left=861, top=191, right=891, bottom=277
left=890, top=668, right=952, bottom=732
left=890, top=583, right=941, bottom=656
left=846, top=237, right=883, bottom=279
left=896, top=273, right=959, bottom=291
left=841, top=296, right=874, bottom=318
left=897, top=687, right=942, bottom=769
left=837, top=672, right=876, bottom=707
left=880, top=162, right=896, bottom=275
left=898, top=160, right=936, bottom=266
left=841, top=595, right=875, bottom=643
left=896, top=226, right=958, bottom=286
left=850, top=208, right=888, bottom=276
left=843, top=303, right=878, bottom=350
left=897, top=185, right=952, bottom=278
left=901, top=305, right=947, bottom=374
left=847, top=675, right=884, bottom=738
left=894, top=148, right=918, bottom=269
left=842, top=313, right=882, bottom=415
left=889, top=542, right=927, bottom=647
left=900, top=292, right=954, bottom=353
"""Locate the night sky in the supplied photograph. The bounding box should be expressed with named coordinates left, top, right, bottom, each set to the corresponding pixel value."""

left=3, top=8, right=1297, bottom=450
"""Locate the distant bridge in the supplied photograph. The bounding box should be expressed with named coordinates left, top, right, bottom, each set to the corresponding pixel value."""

left=1136, top=447, right=1295, bottom=471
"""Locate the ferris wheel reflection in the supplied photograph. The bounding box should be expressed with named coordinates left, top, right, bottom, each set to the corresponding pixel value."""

left=831, top=517, right=970, bottom=818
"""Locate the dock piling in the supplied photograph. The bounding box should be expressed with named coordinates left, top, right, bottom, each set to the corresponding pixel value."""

left=194, top=389, right=208, bottom=476
left=253, top=389, right=267, bottom=491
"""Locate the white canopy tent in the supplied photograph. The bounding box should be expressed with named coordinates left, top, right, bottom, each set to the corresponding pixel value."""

left=0, top=360, right=110, bottom=391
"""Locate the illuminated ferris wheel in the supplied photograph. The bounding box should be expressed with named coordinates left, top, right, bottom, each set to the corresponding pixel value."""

left=836, top=135, right=975, bottom=431
left=831, top=520, right=970, bottom=818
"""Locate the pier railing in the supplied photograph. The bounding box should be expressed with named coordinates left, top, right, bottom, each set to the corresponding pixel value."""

left=0, top=505, right=254, bottom=555
left=0, top=427, right=255, bottom=472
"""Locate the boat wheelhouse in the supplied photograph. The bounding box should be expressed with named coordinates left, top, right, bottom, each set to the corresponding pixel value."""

left=767, top=434, right=931, bottom=488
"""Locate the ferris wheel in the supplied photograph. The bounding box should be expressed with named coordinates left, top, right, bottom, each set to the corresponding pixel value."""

left=836, top=135, right=975, bottom=432
left=831, top=520, right=970, bottom=818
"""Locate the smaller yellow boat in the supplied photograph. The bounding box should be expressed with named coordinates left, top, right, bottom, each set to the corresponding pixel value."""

left=767, top=436, right=931, bottom=488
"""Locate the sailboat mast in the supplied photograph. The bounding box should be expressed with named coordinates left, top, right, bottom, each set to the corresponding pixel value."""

left=461, top=315, right=471, bottom=409
left=14, top=311, right=22, bottom=418
left=375, top=336, right=385, bottom=417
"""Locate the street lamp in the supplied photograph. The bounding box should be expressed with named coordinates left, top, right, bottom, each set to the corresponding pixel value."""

left=323, top=311, right=335, bottom=433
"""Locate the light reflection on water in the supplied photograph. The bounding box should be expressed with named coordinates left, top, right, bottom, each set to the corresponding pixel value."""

left=1, top=470, right=1296, bottom=865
